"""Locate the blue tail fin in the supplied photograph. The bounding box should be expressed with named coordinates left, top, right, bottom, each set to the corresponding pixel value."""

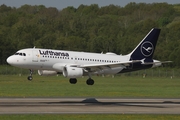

left=129, top=28, right=161, bottom=61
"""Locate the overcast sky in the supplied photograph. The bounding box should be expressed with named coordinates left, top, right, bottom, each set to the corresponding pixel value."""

left=0, top=0, right=179, bottom=10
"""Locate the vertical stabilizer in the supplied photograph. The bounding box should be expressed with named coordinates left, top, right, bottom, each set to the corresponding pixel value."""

left=129, top=28, right=161, bottom=61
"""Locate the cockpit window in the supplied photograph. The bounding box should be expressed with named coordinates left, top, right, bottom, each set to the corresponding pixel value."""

left=14, top=52, right=26, bottom=56
left=14, top=53, right=19, bottom=55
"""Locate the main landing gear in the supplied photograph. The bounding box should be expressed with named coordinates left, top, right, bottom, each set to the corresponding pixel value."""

left=69, top=78, right=94, bottom=85
left=69, top=78, right=77, bottom=84
left=86, top=78, right=94, bottom=85
left=27, top=69, right=33, bottom=81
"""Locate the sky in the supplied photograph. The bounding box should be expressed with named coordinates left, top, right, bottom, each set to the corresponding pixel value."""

left=0, top=0, right=179, bottom=10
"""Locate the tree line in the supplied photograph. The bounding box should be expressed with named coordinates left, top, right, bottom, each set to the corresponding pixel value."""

left=0, top=3, right=180, bottom=67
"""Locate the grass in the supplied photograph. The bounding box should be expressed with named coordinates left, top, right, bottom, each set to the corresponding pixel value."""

left=0, top=114, right=180, bottom=120
left=0, top=75, right=180, bottom=98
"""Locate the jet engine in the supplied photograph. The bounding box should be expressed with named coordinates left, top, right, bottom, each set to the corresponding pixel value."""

left=38, top=70, right=57, bottom=76
left=63, top=66, right=83, bottom=78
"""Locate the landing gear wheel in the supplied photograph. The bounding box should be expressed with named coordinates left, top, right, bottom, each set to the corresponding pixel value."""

left=69, top=78, right=77, bottom=84
left=86, top=78, right=94, bottom=85
left=27, top=76, right=33, bottom=81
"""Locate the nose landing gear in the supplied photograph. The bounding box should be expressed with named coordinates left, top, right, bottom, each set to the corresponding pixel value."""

left=27, top=69, right=33, bottom=81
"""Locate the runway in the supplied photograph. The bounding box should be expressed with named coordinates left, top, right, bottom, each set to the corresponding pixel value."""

left=0, top=98, right=180, bottom=114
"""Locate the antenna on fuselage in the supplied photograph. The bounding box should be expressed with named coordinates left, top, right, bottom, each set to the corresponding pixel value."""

left=33, top=46, right=36, bottom=49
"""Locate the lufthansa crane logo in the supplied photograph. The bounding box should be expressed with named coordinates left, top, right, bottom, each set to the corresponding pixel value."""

left=141, top=41, right=154, bottom=57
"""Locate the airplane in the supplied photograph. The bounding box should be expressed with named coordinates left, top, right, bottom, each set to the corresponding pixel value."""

left=6, top=28, right=171, bottom=85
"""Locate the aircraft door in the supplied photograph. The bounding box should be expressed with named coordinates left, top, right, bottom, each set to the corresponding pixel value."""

left=32, top=50, right=38, bottom=62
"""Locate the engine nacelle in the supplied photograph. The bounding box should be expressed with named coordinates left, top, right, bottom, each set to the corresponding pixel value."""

left=38, top=70, right=57, bottom=76
left=63, top=67, right=83, bottom=78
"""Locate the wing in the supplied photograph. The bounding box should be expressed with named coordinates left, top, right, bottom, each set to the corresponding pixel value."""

left=79, top=60, right=141, bottom=72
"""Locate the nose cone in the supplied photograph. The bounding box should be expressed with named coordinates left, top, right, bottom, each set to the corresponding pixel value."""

left=7, top=55, right=26, bottom=68
left=7, top=56, right=14, bottom=65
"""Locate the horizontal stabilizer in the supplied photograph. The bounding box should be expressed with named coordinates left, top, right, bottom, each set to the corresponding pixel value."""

left=141, top=61, right=172, bottom=65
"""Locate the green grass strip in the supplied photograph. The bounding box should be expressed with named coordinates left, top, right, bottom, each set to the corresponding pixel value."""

left=0, top=114, right=180, bottom=120
left=0, top=75, right=180, bottom=98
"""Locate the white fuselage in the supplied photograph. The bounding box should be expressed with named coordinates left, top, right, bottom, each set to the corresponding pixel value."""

left=7, top=48, right=131, bottom=75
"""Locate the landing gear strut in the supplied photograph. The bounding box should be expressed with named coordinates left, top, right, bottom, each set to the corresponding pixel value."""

left=86, top=73, right=94, bottom=85
left=27, top=69, right=33, bottom=81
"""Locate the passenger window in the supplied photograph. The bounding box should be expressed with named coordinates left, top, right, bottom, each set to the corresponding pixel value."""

left=23, top=53, right=26, bottom=56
